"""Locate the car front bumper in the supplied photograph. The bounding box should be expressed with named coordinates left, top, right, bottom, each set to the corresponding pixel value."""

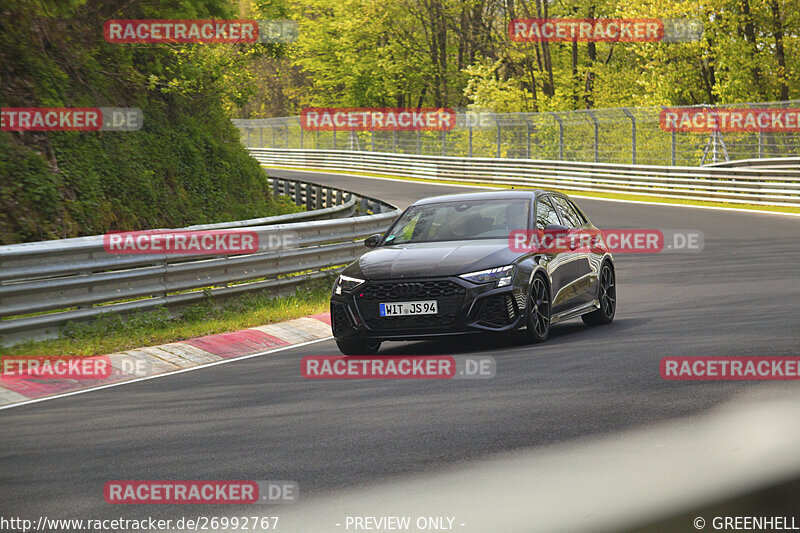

left=331, top=276, right=528, bottom=342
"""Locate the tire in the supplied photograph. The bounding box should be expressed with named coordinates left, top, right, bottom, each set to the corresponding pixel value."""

left=335, top=339, right=382, bottom=355
left=582, top=262, right=616, bottom=326
left=525, top=274, right=551, bottom=343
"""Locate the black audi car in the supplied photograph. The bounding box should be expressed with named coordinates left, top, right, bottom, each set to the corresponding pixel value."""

left=330, top=190, right=616, bottom=355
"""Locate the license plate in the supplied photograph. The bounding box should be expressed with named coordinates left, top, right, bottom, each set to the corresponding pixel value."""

left=379, top=300, right=438, bottom=317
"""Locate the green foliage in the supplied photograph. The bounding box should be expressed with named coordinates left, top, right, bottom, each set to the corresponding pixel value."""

left=0, top=0, right=296, bottom=244
left=243, top=0, right=798, bottom=115
left=463, top=62, right=535, bottom=112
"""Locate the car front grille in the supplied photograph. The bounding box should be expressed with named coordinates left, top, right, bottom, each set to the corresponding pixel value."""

left=355, top=280, right=466, bottom=331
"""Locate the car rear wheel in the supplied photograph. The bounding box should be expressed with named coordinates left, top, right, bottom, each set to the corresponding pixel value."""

left=582, top=262, right=616, bottom=326
left=336, top=339, right=382, bottom=355
left=525, top=275, right=551, bottom=343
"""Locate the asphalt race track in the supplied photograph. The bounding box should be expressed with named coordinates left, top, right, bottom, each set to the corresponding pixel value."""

left=1, top=169, right=798, bottom=525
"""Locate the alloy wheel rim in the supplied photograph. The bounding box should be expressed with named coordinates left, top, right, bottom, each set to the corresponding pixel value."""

left=600, top=265, right=616, bottom=317
left=531, top=278, right=550, bottom=337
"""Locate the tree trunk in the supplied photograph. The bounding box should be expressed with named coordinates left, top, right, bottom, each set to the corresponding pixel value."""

left=535, top=0, right=555, bottom=97
left=583, top=3, right=596, bottom=108
left=770, top=0, right=789, bottom=100
left=740, top=0, right=766, bottom=99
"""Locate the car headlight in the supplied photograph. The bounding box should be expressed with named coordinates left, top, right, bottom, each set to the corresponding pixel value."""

left=335, top=274, right=366, bottom=294
left=459, top=265, right=514, bottom=287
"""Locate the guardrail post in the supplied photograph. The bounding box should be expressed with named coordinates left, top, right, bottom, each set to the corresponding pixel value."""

left=333, top=123, right=337, bottom=149
left=416, top=131, right=421, bottom=155
left=550, top=113, right=564, bottom=160
left=441, top=130, right=446, bottom=156
left=370, top=129, right=375, bottom=152
left=247, top=128, right=252, bottom=147
left=392, top=131, right=397, bottom=152
left=259, top=128, right=263, bottom=147
left=622, top=108, right=636, bottom=164
left=272, top=126, right=276, bottom=148
left=285, top=124, right=289, bottom=149
left=587, top=110, right=599, bottom=162
left=758, top=131, right=764, bottom=158
left=294, top=181, right=302, bottom=206
left=468, top=124, right=473, bottom=157
left=314, top=185, right=322, bottom=209
left=304, top=184, right=313, bottom=210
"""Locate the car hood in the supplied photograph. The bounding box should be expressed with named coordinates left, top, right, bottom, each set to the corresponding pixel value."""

left=347, top=239, right=518, bottom=279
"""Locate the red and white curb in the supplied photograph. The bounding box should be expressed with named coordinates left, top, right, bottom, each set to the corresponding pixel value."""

left=0, top=313, right=332, bottom=409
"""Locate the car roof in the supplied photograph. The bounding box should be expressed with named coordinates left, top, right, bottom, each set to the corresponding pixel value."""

left=411, top=189, right=568, bottom=206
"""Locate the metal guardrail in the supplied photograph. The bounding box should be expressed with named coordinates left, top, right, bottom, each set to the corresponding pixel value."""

left=0, top=177, right=400, bottom=346
left=233, top=100, right=800, bottom=166
left=248, top=149, right=800, bottom=207
left=705, top=156, right=800, bottom=170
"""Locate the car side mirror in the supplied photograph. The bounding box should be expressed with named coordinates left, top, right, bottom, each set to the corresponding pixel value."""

left=364, top=234, right=382, bottom=248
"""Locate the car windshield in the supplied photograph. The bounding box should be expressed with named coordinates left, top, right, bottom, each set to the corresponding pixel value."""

left=383, top=199, right=529, bottom=245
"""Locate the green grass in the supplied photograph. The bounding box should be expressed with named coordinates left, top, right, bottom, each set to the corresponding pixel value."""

left=262, top=165, right=800, bottom=215
left=0, top=281, right=333, bottom=357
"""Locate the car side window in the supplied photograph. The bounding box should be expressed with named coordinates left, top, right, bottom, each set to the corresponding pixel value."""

left=535, top=197, right=562, bottom=230
left=551, top=196, right=585, bottom=228
left=566, top=199, right=588, bottom=225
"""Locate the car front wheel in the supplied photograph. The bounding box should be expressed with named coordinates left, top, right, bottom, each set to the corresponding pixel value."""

left=525, top=275, right=551, bottom=343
